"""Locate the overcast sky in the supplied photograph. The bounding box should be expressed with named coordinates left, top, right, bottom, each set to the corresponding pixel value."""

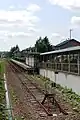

left=0, top=0, right=80, bottom=51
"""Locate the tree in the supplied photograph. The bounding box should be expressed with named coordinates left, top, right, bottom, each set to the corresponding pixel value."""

left=35, top=36, right=53, bottom=53
left=15, top=45, right=20, bottom=52
left=9, top=45, right=20, bottom=57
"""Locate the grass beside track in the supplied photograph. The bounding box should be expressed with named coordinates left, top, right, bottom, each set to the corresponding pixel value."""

left=0, top=59, right=8, bottom=120
left=27, top=74, right=80, bottom=113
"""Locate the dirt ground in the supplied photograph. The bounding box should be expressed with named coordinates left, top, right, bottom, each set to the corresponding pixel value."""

left=6, top=63, right=80, bottom=120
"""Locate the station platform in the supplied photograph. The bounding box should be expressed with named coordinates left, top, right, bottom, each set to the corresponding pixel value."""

left=11, top=59, right=33, bottom=71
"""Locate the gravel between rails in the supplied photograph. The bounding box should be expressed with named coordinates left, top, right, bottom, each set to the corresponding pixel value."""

left=6, top=62, right=80, bottom=120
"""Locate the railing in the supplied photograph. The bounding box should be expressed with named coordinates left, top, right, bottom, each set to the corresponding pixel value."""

left=70, top=63, right=78, bottom=73
left=40, top=62, right=79, bottom=75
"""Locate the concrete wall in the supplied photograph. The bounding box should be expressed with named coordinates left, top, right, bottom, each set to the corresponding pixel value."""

left=26, top=57, right=34, bottom=67
left=26, top=57, right=29, bottom=65
left=31, top=57, right=34, bottom=67
left=40, top=69, right=80, bottom=95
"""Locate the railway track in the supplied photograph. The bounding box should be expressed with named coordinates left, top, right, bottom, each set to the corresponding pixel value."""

left=8, top=60, right=68, bottom=119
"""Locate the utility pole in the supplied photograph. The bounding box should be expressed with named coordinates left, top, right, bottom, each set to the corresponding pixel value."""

left=70, top=29, right=73, bottom=40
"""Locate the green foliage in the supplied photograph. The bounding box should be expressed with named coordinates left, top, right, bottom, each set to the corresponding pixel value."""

left=34, top=75, right=80, bottom=113
left=0, top=79, right=6, bottom=119
left=0, top=61, right=7, bottom=119
left=9, top=45, right=20, bottom=57
left=0, top=61, right=5, bottom=74
left=55, top=83, right=80, bottom=112
left=35, top=36, right=53, bottom=53
left=13, top=36, right=54, bottom=57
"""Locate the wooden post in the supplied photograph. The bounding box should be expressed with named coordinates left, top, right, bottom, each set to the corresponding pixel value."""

left=54, top=71, right=58, bottom=86
left=61, top=55, right=63, bottom=71
left=68, top=54, right=70, bottom=73
left=78, top=53, right=80, bottom=75
left=51, top=54, right=52, bottom=70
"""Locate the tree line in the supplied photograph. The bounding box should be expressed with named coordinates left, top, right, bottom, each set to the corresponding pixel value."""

left=9, top=36, right=54, bottom=57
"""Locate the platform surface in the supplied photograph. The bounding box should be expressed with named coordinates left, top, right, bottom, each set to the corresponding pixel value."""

left=11, top=59, right=32, bottom=70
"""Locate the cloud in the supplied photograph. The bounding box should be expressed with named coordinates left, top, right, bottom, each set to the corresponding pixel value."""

left=0, top=3, right=41, bottom=43
left=52, top=33, right=61, bottom=37
left=51, top=33, right=65, bottom=39
left=9, top=6, right=15, bottom=9
left=10, top=32, right=33, bottom=37
left=0, top=9, right=40, bottom=24
left=50, top=32, right=65, bottom=45
left=71, top=16, right=80, bottom=27
left=48, top=0, right=80, bottom=10
left=27, top=3, right=41, bottom=12
left=28, top=27, right=40, bottom=32
left=51, top=32, right=65, bottom=40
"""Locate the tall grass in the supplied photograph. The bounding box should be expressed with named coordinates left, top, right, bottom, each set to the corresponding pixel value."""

left=0, top=59, right=8, bottom=119
left=0, top=60, right=5, bottom=76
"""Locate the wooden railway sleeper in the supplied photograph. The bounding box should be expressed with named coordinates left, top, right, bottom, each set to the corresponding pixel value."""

left=9, top=61, right=53, bottom=116
left=9, top=61, right=68, bottom=116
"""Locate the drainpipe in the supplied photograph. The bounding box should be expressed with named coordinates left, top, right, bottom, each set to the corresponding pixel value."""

left=4, top=73, right=13, bottom=120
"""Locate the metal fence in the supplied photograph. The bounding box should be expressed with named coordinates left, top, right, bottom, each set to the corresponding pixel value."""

left=40, top=62, right=79, bottom=74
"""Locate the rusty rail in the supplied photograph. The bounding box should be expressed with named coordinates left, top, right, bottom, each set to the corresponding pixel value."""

left=9, top=61, right=52, bottom=116
left=21, top=73, right=68, bottom=115
left=9, top=60, right=68, bottom=116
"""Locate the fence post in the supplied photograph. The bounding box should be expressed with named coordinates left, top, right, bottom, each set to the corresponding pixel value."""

left=61, top=55, right=63, bottom=71
left=68, top=54, right=70, bottom=73
left=78, top=53, right=80, bottom=75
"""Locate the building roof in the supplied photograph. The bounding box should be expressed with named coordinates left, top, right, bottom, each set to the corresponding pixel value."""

left=40, top=46, right=80, bottom=55
left=55, top=39, right=80, bottom=47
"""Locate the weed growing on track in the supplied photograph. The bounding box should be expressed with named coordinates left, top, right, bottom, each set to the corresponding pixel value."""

left=0, top=59, right=8, bottom=120
left=56, top=84, right=80, bottom=112
left=30, top=75, right=80, bottom=113
left=0, top=60, right=5, bottom=75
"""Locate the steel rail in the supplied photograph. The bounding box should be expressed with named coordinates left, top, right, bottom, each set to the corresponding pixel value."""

left=9, top=60, right=68, bottom=115
left=26, top=76, right=68, bottom=115
left=8, top=61, right=53, bottom=116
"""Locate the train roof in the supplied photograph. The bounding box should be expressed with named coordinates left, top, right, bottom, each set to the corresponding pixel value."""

left=40, top=46, right=80, bottom=55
